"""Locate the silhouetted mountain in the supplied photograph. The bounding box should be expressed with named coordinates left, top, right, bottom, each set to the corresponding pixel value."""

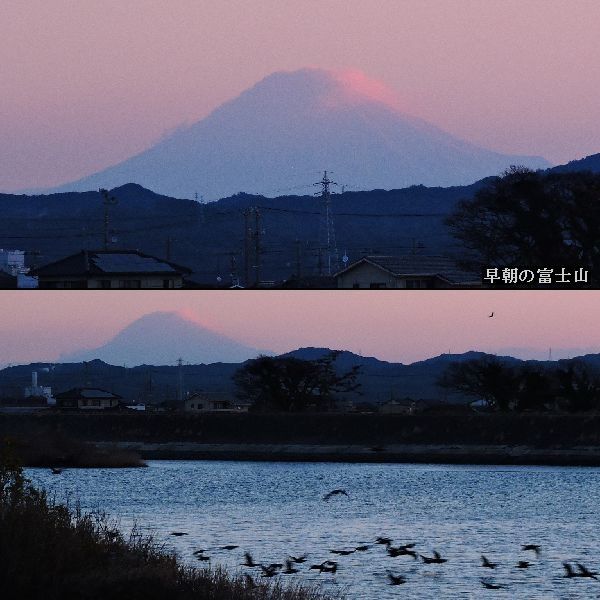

left=549, top=153, right=600, bottom=174
left=61, top=311, right=268, bottom=366
left=4, top=348, right=598, bottom=406
left=1, top=153, right=598, bottom=283
left=49, top=68, right=548, bottom=199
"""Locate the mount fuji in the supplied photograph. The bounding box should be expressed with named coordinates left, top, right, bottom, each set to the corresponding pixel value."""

left=51, top=68, right=549, bottom=199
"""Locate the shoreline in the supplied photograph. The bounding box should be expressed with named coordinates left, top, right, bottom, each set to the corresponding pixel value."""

left=96, top=442, right=600, bottom=467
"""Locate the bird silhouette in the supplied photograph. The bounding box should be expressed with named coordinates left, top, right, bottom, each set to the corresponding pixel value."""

left=323, top=489, right=349, bottom=501
left=221, top=544, right=239, bottom=550
left=421, top=551, right=447, bottom=564
left=330, top=548, right=355, bottom=556
left=355, top=545, right=370, bottom=552
left=195, top=554, right=210, bottom=561
left=516, top=560, right=531, bottom=569
left=481, top=579, right=505, bottom=590
left=283, top=560, right=299, bottom=574
left=242, top=552, right=258, bottom=567
left=192, top=549, right=206, bottom=556
left=170, top=531, right=188, bottom=537
left=563, top=562, right=579, bottom=578
left=576, top=563, right=598, bottom=580
left=387, top=571, right=407, bottom=585
left=310, top=560, right=337, bottom=574
left=259, top=564, right=280, bottom=578
left=50, top=467, right=63, bottom=475
left=521, top=544, right=541, bottom=556
left=375, top=536, right=393, bottom=546
left=481, top=555, right=497, bottom=569
left=289, top=554, right=307, bottom=563
left=489, top=312, right=494, bottom=318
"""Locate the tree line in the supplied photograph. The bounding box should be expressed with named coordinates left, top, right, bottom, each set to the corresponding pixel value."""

left=438, top=356, right=600, bottom=413
left=446, top=167, right=600, bottom=285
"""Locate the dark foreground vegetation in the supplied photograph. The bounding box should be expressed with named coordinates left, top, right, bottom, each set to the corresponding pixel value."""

left=9, top=431, right=146, bottom=468
left=0, top=442, right=337, bottom=600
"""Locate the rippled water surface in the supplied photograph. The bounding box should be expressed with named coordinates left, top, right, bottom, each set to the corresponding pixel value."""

left=26, top=461, right=600, bottom=599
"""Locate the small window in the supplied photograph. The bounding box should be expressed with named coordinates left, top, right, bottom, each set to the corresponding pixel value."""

left=119, top=280, right=142, bottom=289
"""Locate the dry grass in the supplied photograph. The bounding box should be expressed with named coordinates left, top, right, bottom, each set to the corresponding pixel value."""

left=0, top=440, right=339, bottom=600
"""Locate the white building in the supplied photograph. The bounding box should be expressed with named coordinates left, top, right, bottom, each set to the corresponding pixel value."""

left=24, top=371, right=54, bottom=405
left=0, top=249, right=26, bottom=275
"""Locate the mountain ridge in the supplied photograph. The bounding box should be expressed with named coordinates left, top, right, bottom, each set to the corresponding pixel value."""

left=46, top=68, right=549, bottom=199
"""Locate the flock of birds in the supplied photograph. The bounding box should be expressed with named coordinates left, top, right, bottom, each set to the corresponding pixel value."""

left=166, top=488, right=600, bottom=594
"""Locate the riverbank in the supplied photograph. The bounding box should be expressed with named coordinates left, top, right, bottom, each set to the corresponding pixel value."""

left=0, top=448, right=337, bottom=600
left=95, top=441, right=600, bottom=466
left=4, top=412, right=600, bottom=466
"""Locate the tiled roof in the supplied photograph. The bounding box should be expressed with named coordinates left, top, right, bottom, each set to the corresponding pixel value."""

left=32, top=250, right=191, bottom=277
left=336, top=255, right=479, bottom=285
left=55, top=387, right=122, bottom=400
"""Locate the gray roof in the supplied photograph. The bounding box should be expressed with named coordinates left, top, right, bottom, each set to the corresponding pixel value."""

left=336, top=255, right=480, bottom=285
left=92, top=253, right=178, bottom=273
left=55, top=387, right=122, bottom=400
left=32, top=250, right=192, bottom=278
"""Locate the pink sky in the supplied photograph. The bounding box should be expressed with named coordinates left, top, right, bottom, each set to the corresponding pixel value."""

left=2, top=0, right=600, bottom=191
left=0, top=291, right=598, bottom=365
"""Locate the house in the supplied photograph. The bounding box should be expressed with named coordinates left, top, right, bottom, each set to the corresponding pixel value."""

left=31, top=249, right=192, bottom=289
left=55, top=387, right=122, bottom=410
left=379, top=399, right=420, bottom=414
left=334, top=255, right=481, bottom=289
left=184, top=392, right=251, bottom=413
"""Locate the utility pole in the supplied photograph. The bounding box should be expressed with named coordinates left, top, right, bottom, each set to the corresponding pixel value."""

left=315, top=171, right=339, bottom=276
left=176, top=358, right=184, bottom=403
left=242, top=207, right=262, bottom=287
left=100, top=188, right=118, bottom=250
left=295, top=239, right=302, bottom=280
left=243, top=208, right=251, bottom=286
left=254, top=207, right=261, bottom=287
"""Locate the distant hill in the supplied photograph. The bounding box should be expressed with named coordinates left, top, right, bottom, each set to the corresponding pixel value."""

left=549, top=153, right=600, bottom=174
left=0, top=153, right=598, bottom=283
left=61, top=311, right=269, bottom=366
left=48, top=68, right=549, bottom=199
left=4, top=348, right=597, bottom=406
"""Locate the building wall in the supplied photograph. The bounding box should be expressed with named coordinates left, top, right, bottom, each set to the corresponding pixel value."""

left=337, top=263, right=400, bottom=289
left=40, top=276, right=183, bottom=289
left=336, top=263, right=442, bottom=289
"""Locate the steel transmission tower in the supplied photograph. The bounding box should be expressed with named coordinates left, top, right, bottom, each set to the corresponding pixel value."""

left=315, top=170, right=339, bottom=276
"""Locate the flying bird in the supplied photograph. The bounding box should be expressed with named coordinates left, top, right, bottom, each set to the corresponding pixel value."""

left=481, top=579, right=505, bottom=590
left=355, top=545, right=370, bottom=552
left=521, top=544, right=541, bottom=556
left=289, top=554, right=307, bottom=564
left=421, top=551, right=447, bottom=564
left=242, top=552, right=258, bottom=567
left=516, top=561, right=531, bottom=569
left=50, top=467, right=63, bottom=475
left=576, top=563, right=598, bottom=580
left=330, top=548, right=355, bottom=556
left=221, top=544, right=239, bottom=550
left=387, top=571, right=407, bottom=585
left=170, top=531, right=188, bottom=537
left=481, top=555, right=497, bottom=569
left=489, top=312, right=494, bottom=318
left=323, top=489, right=349, bottom=501
left=283, top=560, right=299, bottom=574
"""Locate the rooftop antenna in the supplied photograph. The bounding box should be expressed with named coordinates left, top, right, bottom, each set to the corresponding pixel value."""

left=315, top=170, right=339, bottom=276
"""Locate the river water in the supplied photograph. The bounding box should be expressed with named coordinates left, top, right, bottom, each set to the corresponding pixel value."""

left=25, top=461, right=600, bottom=599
